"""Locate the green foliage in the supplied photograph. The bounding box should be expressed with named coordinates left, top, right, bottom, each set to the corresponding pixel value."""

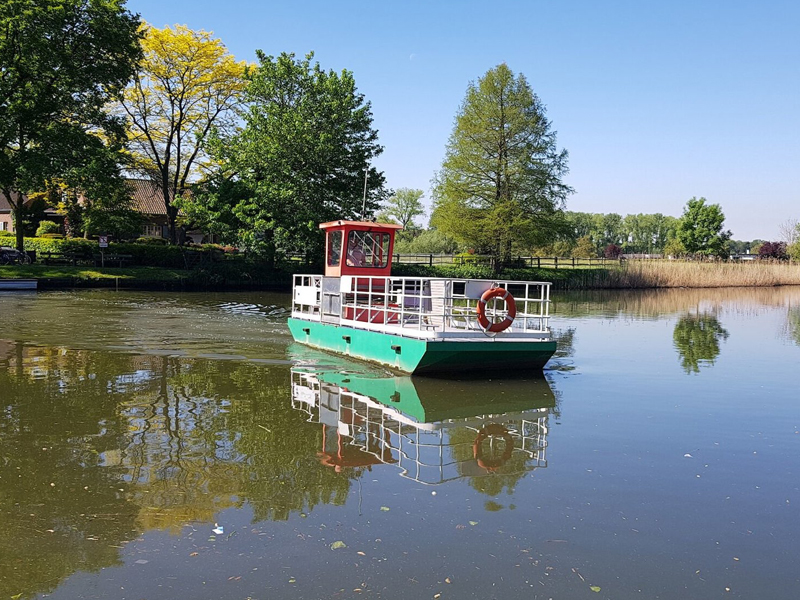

left=35, top=220, right=61, bottom=237
left=675, top=197, right=732, bottom=257
left=0, top=0, right=142, bottom=250
left=673, top=313, right=729, bottom=373
left=571, top=236, right=596, bottom=258
left=663, top=237, right=686, bottom=257
left=185, top=51, right=387, bottom=264
left=392, top=228, right=460, bottom=254
left=82, top=204, right=143, bottom=240
left=120, top=24, right=247, bottom=244
left=40, top=233, right=65, bottom=239
left=560, top=211, right=678, bottom=254
left=431, top=63, right=571, bottom=271
left=382, top=188, right=425, bottom=231
left=789, top=242, right=800, bottom=262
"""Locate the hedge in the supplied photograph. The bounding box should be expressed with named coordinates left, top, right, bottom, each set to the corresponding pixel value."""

left=21, top=236, right=224, bottom=268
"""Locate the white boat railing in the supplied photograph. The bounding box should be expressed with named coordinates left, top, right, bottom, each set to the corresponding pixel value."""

left=290, top=371, right=549, bottom=485
left=292, top=275, right=551, bottom=340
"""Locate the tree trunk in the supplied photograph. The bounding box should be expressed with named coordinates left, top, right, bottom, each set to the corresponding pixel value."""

left=14, top=209, right=24, bottom=252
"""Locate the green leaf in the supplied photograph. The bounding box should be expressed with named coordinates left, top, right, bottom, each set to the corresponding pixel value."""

left=330, top=540, right=347, bottom=550
left=590, top=585, right=601, bottom=592
left=469, top=521, right=478, bottom=526
left=380, top=506, right=390, bottom=511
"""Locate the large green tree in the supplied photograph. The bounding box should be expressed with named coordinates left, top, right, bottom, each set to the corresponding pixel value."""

left=183, top=52, right=387, bottom=264
left=380, top=188, right=425, bottom=231
left=675, top=197, right=732, bottom=257
left=0, top=0, right=142, bottom=250
left=431, top=63, right=571, bottom=271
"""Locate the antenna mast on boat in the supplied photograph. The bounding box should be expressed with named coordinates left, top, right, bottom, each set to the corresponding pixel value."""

left=361, top=167, right=369, bottom=219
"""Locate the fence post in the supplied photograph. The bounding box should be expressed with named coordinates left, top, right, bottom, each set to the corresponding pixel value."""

left=429, top=254, right=433, bottom=267
left=395, top=253, right=399, bottom=264
left=537, top=257, right=540, bottom=269
left=554, top=257, right=558, bottom=269
left=572, top=257, right=575, bottom=268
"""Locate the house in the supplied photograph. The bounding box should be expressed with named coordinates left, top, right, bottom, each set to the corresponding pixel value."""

left=0, top=191, right=62, bottom=235
left=1, top=180, right=208, bottom=243
left=127, top=179, right=206, bottom=244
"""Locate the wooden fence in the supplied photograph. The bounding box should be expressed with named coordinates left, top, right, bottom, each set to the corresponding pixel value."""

left=392, top=254, right=622, bottom=269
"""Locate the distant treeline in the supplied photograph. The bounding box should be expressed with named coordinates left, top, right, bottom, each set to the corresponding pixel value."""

left=394, top=211, right=764, bottom=258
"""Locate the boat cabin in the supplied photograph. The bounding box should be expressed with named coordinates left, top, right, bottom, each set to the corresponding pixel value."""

left=321, top=220, right=403, bottom=278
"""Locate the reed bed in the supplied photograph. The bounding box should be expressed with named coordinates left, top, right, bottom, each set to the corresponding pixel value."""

left=574, top=260, right=800, bottom=289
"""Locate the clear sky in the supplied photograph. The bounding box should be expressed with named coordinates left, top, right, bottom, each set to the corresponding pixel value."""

left=127, top=0, right=799, bottom=240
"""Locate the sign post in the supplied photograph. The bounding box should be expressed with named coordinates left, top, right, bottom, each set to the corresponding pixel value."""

left=99, top=235, right=108, bottom=267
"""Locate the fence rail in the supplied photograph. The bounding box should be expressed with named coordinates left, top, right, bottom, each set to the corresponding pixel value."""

left=391, top=254, right=622, bottom=269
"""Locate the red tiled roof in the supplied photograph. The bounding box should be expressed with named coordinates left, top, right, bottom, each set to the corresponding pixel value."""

left=0, top=191, right=24, bottom=212
left=126, top=179, right=171, bottom=216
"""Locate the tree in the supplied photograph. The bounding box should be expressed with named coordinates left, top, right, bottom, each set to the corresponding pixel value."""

left=120, top=24, right=247, bottom=244
left=663, top=237, right=686, bottom=258
left=381, top=188, right=425, bottom=231
left=675, top=197, right=731, bottom=257
left=604, top=243, right=623, bottom=259
left=778, top=218, right=799, bottom=246
left=571, top=236, right=596, bottom=258
left=758, top=241, right=788, bottom=260
left=0, top=0, right=142, bottom=250
left=185, top=52, right=387, bottom=264
left=431, top=63, right=571, bottom=271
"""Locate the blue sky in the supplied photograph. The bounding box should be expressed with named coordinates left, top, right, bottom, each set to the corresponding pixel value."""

left=128, top=0, right=799, bottom=240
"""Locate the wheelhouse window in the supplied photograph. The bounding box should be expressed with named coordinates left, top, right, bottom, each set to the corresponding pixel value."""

left=327, top=230, right=343, bottom=267
left=346, top=230, right=390, bottom=268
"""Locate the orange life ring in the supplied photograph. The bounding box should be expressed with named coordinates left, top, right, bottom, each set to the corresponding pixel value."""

left=473, top=423, right=514, bottom=471
left=476, top=287, right=517, bottom=333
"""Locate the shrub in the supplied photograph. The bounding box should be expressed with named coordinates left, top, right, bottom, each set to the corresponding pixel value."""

left=0, top=230, right=14, bottom=238
left=41, top=233, right=65, bottom=239
left=135, top=236, right=169, bottom=245
left=35, top=220, right=61, bottom=236
left=758, top=241, right=787, bottom=260
left=604, top=244, right=623, bottom=259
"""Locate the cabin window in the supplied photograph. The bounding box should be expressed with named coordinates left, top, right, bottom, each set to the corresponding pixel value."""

left=346, top=231, right=390, bottom=268
left=327, top=230, right=343, bottom=267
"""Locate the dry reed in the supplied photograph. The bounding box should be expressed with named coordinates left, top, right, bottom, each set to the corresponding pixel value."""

left=585, top=260, right=800, bottom=289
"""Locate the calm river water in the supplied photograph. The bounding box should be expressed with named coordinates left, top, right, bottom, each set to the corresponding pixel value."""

left=1, top=287, right=799, bottom=600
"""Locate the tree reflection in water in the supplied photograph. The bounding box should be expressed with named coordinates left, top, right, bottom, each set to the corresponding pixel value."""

left=0, top=344, right=354, bottom=599
left=673, top=312, right=730, bottom=373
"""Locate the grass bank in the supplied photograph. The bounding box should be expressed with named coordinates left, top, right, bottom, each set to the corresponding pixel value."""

left=0, top=263, right=293, bottom=290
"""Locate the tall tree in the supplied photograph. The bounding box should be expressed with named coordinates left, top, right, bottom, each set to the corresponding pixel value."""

left=675, top=197, right=732, bottom=257
left=120, top=24, right=247, bottom=244
left=431, top=63, right=571, bottom=271
left=381, top=188, right=425, bottom=231
left=0, top=0, right=142, bottom=250
left=185, top=51, right=387, bottom=265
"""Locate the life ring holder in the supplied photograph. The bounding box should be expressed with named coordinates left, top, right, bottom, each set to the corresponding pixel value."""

left=473, top=423, right=514, bottom=471
left=476, top=287, right=517, bottom=334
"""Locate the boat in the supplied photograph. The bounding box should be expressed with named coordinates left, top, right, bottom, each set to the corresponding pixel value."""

left=288, top=220, right=557, bottom=374
left=290, top=362, right=554, bottom=483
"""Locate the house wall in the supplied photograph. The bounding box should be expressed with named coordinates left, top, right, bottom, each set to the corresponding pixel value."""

left=0, top=212, right=13, bottom=233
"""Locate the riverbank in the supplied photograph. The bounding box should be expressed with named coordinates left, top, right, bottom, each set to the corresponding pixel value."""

left=0, top=263, right=292, bottom=290
left=2, top=260, right=799, bottom=291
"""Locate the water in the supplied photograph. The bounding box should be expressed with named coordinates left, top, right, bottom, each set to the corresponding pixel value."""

left=1, top=287, right=799, bottom=599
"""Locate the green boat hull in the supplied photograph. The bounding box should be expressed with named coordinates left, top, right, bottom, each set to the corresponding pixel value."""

left=288, top=318, right=556, bottom=374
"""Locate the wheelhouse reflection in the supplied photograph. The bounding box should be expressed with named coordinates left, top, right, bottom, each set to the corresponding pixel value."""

left=290, top=368, right=555, bottom=485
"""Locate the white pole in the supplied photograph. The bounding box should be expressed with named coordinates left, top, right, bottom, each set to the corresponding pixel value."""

left=361, top=167, right=369, bottom=219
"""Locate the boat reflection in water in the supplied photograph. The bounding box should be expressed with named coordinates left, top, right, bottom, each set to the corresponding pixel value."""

left=289, top=355, right=556, bottom=485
